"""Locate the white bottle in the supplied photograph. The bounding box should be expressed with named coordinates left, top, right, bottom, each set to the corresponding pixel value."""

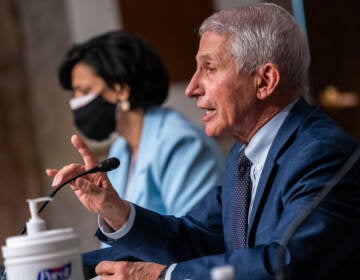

left=1, top=197, right=85, bottom=280
left=210, top=265, right=235, bottom=280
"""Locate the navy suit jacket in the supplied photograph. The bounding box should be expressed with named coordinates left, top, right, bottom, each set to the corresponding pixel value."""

left=89, top=98, right=360, bottom=279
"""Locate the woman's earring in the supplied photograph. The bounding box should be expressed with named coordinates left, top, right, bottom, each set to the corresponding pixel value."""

left=119, top=99, right=130, bottom=111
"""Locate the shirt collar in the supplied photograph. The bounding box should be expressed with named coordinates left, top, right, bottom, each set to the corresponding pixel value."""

left=245, top=98, right=299, bottom=167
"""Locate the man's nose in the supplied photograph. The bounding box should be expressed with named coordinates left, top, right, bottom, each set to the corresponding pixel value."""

left=185, top=71, right=200, bottom=97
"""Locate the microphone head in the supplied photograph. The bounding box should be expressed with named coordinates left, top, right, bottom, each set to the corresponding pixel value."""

left=97, top=157, right=120, bottom=172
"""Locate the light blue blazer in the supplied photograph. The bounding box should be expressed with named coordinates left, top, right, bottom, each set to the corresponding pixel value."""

left=107, top=106, right=225, bottom=216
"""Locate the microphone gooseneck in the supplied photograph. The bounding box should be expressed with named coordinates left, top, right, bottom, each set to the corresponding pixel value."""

left=19, top=157, right=120, bottom=235
left=275, top=146, right=360, bottom=280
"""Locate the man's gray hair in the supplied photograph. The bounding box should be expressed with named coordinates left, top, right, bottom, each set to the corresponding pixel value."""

left=199, top=3, right=310, bottom=94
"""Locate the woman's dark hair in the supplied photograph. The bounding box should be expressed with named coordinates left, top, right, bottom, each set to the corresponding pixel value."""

left=59, top=30, right=169, bottom=110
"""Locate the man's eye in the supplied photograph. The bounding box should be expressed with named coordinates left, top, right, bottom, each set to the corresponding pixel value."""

left=206, top=67, right=216, bottom=73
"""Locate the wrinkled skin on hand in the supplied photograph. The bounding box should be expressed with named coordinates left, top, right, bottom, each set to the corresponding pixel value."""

left=45, top=134, right=130, bottom=230
left=46, top=135, right=166, bottom=279
left=95, top=261, right=166, bottom=280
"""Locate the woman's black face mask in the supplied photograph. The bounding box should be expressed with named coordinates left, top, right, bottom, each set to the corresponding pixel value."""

left=71, top=94, right=116, bottom=141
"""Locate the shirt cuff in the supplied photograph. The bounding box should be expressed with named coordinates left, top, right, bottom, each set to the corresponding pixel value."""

left=98, top=203, right=136, bottom=240
left=165, top=263, right=177, bottom=280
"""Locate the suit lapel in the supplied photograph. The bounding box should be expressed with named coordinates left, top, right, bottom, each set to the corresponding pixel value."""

left=124, top=108, right=162, bottom=202
left=135, top=107, right=163, bottom=173
left=247, top=98, right=313, bottom=244
left=222, top=142, right=242, bottom=249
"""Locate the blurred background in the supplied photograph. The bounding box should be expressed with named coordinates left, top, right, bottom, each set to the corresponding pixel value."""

left=0, top=0, right=359, bottom=260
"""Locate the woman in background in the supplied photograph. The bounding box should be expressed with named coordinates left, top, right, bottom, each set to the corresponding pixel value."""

left=58, top=30, right=224, bottom=220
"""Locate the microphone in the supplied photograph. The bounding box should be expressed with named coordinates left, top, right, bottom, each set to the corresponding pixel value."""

left=19, top=157, right=120, bottom=235
left=82, top=157, right=121, bottom=174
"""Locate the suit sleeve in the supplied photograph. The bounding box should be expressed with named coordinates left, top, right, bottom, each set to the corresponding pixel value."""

left=96, top=186, right=226, bottom=264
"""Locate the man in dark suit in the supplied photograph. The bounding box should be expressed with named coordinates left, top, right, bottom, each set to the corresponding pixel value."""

left=48, top=3, right=360, bottom=279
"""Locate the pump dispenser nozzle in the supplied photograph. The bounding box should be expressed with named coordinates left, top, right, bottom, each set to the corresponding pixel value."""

left=26, top=197, right=52, bottom=235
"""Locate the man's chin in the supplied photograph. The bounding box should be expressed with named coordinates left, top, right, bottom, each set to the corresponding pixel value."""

left=204, top=126, right=225, bottom=138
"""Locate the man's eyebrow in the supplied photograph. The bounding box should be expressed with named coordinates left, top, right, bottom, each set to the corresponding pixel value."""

left=196, top=54, right=215, bottom=63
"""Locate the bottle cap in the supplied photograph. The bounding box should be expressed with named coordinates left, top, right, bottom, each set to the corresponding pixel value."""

left=210, top=265, right=234, bottom=280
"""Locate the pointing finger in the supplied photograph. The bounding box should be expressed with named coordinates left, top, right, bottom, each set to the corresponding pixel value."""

left=71, top=134, right=98, bottom=170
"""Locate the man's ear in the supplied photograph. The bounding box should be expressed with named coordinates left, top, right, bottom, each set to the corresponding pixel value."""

left=256, top=63, right=280, bottom=100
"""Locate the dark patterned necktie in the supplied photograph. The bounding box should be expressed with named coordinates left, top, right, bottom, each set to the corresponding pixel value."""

left=232, top=149, right=252, bottom=249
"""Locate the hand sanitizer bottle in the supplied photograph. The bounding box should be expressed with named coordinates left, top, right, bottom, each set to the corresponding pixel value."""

left=1, top=197, right=85, bottom=280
